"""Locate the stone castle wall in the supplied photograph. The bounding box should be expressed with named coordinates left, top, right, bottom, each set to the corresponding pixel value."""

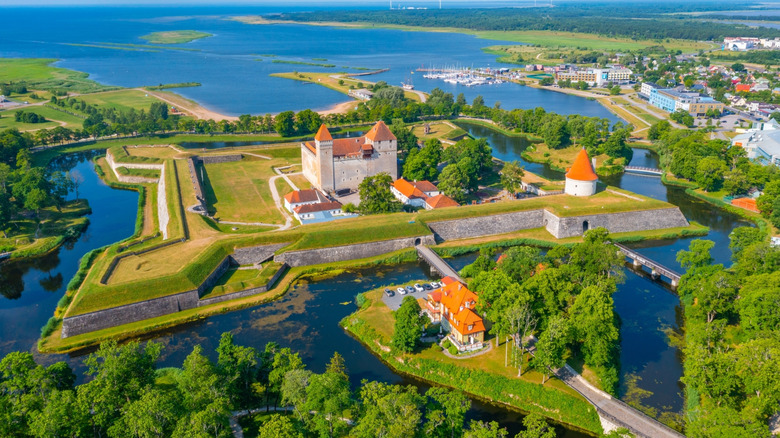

left=427, top=210, right=545, bottom=241
left=274, top=235, right=435, bottom=267
left=546, top=207, right=689, bottom=239
left=199, top=154, right=243, bottom=165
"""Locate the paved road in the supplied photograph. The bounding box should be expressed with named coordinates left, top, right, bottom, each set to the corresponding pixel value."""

left=555, top=365, right=685, bottom=438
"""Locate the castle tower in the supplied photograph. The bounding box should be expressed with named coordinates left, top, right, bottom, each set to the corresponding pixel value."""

left=364, top=120, right=398, bottom=180
left=564, top=148, right=598, bottom=197
left=314, top=124, right=334, bottom=192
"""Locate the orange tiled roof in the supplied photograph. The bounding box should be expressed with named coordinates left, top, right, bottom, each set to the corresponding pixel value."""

left=304, top=142, right=316, bottom=153
left=314, top=124, right=333, bottom=141
left=332, top=137, right=368, bottom=157
left=441, top=276, right=456, bottom=286
left=425, top=194, right=459, bottom=209
left=566, top=148, right=598, bottom=182
left=393, top=178, right=428, bottom=199
left=285, top=189, right=328, bottom=204
left=365, top=121, right=396, bottom=142
left=440, top=281, right=485, bottom=336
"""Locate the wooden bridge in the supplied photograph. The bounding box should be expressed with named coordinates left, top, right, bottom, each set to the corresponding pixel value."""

left=615, top=243, right=682, bottom=288
left=624, top=166, right=663, bottom=176
left=415, top=245, right=463, bottom=282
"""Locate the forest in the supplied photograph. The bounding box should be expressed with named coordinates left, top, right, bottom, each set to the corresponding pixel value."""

left=0, top=333, right=595, bottom=438
left=270, top=3, right=778, bottom=41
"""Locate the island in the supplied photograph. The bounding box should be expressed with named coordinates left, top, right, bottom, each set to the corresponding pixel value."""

left=140, top=30, right=213, bottom=44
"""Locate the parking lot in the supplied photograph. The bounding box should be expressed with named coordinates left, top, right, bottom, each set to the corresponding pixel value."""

left=381, top=281, right=441, bottom=311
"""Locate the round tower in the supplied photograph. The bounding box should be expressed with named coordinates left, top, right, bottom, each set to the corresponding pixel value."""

left=564, top=148, right=598, bottom=197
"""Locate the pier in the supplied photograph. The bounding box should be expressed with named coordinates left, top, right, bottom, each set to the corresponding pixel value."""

left=415, top=245, right=463, bottom=282
left=615, top=243, right=682, bottom=288
left=624, top=166, right=663, bottom=176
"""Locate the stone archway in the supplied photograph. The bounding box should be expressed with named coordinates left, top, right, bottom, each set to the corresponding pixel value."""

left=582, top=220, right=590, bottom=233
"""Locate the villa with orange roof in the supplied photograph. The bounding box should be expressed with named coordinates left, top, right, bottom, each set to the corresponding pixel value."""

left=424, top=279, right=485, bottom=352
left=564, top=148, right=599, bottom=197
left=301, top=122, right=398, bottom=193
left=392, top=178, right=460, bottom=210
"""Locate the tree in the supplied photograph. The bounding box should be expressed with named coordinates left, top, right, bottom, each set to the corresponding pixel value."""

left=499, top=161, right=524, bottom=194
left=358, top=172, right=402, bottom=214
left=294, top=109, right=322, bottom=134
left=437, top=163, right=468, bottom=203
left=107, top=386, right=181, bottom=438
left=280, top=369, right=312, bottom=422
left=274, top=111, right=296, bottom=137
left=463, top=421, right=508, bottom=438
left=269, top=348, right=305, bottom=407
left=390, top=121, right=419, bottom=153
left=67, top=170, right=84, bottom=200
left=353, top=381, right=423, bottom=438
left=29, top=390, right=88, bottom=438
left=736, top=272, right=780, bottom=334
left=403, top=138, right=442, bottom=181
left=257, top=414, right=303, bottom=438
left=695, top=156, right=727, bottom=192
left=305, top=354, right=352, bottom=438
left=532, top=315, right=570, bottom=383
left=392, top=295, right=424, bottom=353
left=216, top=332, right=258, bottom=406
left=172, top=398, right=232, bottom=438
left=729, top=226, right=765, bottom=260
left=569, top=284, right=620, bottom=392
left=731, top=63, right=746, bottom=72
left=516, top=413, right=556, bottom=438
left=425, top=387, right=470, bottom=438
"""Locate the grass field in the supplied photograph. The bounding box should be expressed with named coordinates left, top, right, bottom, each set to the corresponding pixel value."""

left=140, top=30, right=213, bottom=44
left=202, top=158, right=287, bottom=224
left=77, top=89, right=166, bottom=112
left=271, top=71, right=424, bottom=103
left=410, top=121, right=469, bottom=142
left=523, top=142, right=625, bottom=174
left=0, top=58, right=116, bottom=94
left=0, top=199, right=90, bottom=255
left=0, top=105, right=86, bottom=131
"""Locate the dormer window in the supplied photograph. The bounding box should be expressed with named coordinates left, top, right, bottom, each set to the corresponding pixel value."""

left=468, top=324, right=473, bottom=331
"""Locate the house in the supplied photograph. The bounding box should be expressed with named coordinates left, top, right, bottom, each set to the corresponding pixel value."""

left=391, top=178, right=459, bottom=210
left=425, top=278, right=485, bottom=352
left=736, top=84, right=752, bottom=93
left=731, top=127, right=780, bottom=166
left=301, top=122, right=398, bottom=194
left=284, top=189, right=358, bottom=224
left=292, top=201, right=355, bottom=224
left=391, top=178, right=439, bottom=207
left=283, top=189, right=330, bottom=213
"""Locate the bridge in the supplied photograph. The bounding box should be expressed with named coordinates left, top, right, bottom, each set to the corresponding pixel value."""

left=615, top=243, right=682, bottom=288
left=415, top=245, right=463, bottom=282
left=624, top=166, right=663, bottom=176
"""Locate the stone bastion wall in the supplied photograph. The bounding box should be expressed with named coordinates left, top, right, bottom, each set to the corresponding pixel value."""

left=274, top=235, right=436, bottom=267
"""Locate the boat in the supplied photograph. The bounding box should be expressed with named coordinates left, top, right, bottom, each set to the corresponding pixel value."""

left=402, top=76, right=415, bottom=90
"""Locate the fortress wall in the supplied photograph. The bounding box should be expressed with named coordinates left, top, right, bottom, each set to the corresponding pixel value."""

left=547, top=207, right=690, bottom=239
left=199, top=154, right=243, bottom=165
left=197, top=263, right=289, bottom=307
left=427, top=209, right=546, bottom=241
left=61, top=290, right=200, bottom=338
left=274, top=235, right=436, bottom=267
left=231, top=243, right=289, bottom=265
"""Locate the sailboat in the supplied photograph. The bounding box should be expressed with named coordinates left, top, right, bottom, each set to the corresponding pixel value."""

left=402, top=76, right=415, bottom=90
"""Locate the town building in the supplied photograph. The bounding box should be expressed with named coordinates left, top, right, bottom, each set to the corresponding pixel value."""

left=724, top=37, right=759, bottom=51
left=391, top=178, right=459, bottom=210
left=565, top=148, right=598, bottom=197
left=283, top=189, right=358, bottom=224
left=301, top=122, right=398, bottom=194
left=731, top=122, right=780, bottom=166
left=555, top=66, right=632, bottom=87
left=425, top=277, right=485, bottom=352
left=646, top=87, right=725, bottom=115
left=639, top=82, right=660, bottom=98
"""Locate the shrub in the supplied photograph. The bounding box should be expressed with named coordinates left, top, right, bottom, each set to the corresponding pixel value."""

left=356, top=292, right=367, bottom=308
left=448, top=345, right=458, bottom=355
left=40, top=316, right=60, bottom=337
left=441, top=339, right=452, bottom=350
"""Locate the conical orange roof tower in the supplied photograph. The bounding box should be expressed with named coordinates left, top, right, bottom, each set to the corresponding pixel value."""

left=314, top=124, right=332, bottom=142
left=566, top=148, right=598, bottom=181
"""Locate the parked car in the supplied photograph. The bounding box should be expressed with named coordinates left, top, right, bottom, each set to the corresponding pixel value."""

left=423, top=283, right=433, bottom=291
left=384, top=288, right=394, bottom=297
left=429, top=281, right=440, bottom=289
left=414, top=283, right=424, bottom=292
left=405, top=285, right=415, bottom=294
left=397, top=287, right=406, bottom=295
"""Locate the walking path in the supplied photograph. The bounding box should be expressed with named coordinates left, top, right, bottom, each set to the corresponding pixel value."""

left=267, top=170, right=304, bottom=232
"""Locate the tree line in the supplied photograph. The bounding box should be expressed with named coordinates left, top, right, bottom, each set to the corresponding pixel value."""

left=649, top=121, right=780, bottom=228
left=0, top=332, right=582, bottom=438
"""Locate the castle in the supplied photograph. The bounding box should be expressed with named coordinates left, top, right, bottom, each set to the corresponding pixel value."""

left=301, top=121, right=398, bottom=193
left=564, top=148, right=598, bottom=197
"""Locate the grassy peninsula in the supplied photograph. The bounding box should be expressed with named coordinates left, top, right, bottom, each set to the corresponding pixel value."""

left=140, top=30, right=213, bottom=44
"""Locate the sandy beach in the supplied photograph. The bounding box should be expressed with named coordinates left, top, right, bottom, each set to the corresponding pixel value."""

left=141, top=88, right=239, bottom=121
left=318, top=100, right=359, bottom=115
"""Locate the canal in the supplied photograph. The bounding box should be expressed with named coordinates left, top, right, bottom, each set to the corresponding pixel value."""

left=0, top=124, right=750, bottom=433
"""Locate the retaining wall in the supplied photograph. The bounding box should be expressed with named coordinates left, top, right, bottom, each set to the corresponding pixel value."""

left=61, top=290, right=199, bottom=338
left=545, top=208, right=690, bottom=239
left=197, top=263, right=289, bottom=307
left=232, top=243, right=289, bottom=265
left=200, top=154, right=243, bottom=165
left=274, top=235, right=436, bottom=267
left=427, top=210, right=545, bottom=241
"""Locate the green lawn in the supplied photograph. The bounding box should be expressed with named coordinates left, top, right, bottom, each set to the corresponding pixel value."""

left=140, top=30, right=213, bottom=44
left=0, top=58, right=116, bottom=94
left=0, top=105, right=86, bottom=130
left=1, top=199, right=91, bottom=257
left=77, top=89, right=165, bottom=112
left=202, top=158, right=287, bottom=224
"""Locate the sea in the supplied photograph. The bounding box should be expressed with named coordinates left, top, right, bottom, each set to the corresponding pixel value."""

left=0, top=5, right=619, bottom=121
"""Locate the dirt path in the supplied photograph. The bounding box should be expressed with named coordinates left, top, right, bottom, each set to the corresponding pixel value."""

left=268, top=174, right=294, bottom=231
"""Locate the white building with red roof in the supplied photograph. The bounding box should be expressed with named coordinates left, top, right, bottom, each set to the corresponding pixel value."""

left=391, top=178, right=459, bottom=210
left=301, top=121, right=398, bottom=194
left=283, top=189, right=357, bottom=224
